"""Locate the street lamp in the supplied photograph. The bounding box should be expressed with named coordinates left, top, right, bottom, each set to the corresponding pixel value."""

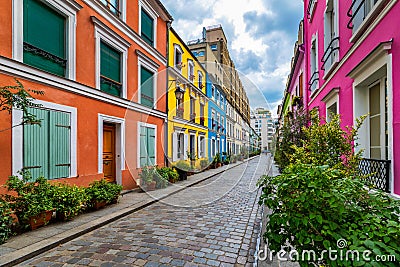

left=174, top=83, right=185, bottom=100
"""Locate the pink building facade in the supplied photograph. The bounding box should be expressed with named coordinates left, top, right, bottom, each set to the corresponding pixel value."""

left=303, top=0, right=400, bottom=196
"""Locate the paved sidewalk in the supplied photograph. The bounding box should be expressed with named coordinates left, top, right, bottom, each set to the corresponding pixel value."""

left=0, top=158, right=255, bottom=267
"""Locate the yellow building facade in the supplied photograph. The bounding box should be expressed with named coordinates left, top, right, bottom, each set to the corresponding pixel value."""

left=167, top=28, right=208, bottom=169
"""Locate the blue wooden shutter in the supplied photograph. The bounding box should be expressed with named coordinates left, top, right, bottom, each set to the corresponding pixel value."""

left=140, top=126, right=147, bottom=167
left=140, top=67, right=154, bottom=108
left=100, top=41, right=122, bottom=97
left=141, top=9, right=154, bottom=46
left=147, top=127, right=156, bottom=165
left=49, top=110, right=71, bottom=179
left=23, top=0, right=66, bottom=76
left=23, top=108, right=49, bottom=180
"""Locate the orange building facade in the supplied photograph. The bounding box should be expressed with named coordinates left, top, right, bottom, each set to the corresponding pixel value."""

left=0, top=0, right=172, bottom=191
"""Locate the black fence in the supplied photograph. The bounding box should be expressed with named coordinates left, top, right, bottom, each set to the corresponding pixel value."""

left=359, top=158, right=391, bottom=193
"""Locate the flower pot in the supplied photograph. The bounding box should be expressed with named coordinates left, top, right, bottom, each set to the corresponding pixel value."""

left=56, top=211, right=70, bottom=222
left=177, top=170, right=187, bottom=181
left=217, top=163, right=222, bottom=168
left=92, top=200, right=107, bottom=210
left=29, top=210, right=53, bottom=230
left=146, top=181, right=156, bottom=191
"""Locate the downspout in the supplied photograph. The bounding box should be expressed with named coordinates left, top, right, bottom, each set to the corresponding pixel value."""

left=165, top=20, right=172, bottom=167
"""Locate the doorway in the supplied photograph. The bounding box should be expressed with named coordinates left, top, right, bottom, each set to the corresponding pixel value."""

left=103, top=123, right=116, bottom=183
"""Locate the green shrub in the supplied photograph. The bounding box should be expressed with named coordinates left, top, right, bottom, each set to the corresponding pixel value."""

left=85, top=179, right=122, bottom=206
left=200, top=159, right=209, bottom=169
left=0, top=197, right=13, bottom=244
left=174, top=161, right=191, bottom=172
left=4, top=174, right=54, bottom=229
left=258, top=164, right=400, bottom=266
left=52, top=183, right=88, bottom=220
left=154, top=167, right=169, bottom=189
left=157, top=167, right=179, bottom=183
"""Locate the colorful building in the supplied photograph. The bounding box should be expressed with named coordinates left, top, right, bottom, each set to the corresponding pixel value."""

left=167, top=28, right=208, bottom=168
left=302, top=0, right=400, bottom=196
left=0, top=0, right=172, bottom=191
left=206, top=74, right=226, bottom=161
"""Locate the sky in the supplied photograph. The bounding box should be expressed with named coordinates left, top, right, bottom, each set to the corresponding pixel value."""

left=161, top=0, right=304, bottom=117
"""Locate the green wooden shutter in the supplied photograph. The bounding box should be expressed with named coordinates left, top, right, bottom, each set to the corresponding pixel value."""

left=49, top=110, right=71, bottom=179
left=23, top=108, right=49, bottom=180
left=100, top=41, right=121, bottom=97
left=147, top=127, right=156, bottom=165
left=140, top=126, right=147, bottom=167
left=141, top=9, right=154, bottom=46
left=140, top=67, right=154, bottom=108
left=23, top=0, right=66, bottom=76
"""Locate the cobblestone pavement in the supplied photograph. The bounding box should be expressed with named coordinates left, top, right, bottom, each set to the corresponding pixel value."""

left=18, top=155, right=270, bottom=267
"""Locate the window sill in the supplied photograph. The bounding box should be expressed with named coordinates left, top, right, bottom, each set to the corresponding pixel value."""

left=350, top=0, right=389, bottom=43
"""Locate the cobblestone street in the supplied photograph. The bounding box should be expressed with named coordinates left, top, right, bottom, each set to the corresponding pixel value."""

left=18, top=155, right=270, bottom=267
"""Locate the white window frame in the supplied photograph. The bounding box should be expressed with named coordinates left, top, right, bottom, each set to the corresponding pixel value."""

left=323, top=0, right=339, bottom=73
left=198, top=71, right=203, bottom=89
left=12, top=0, right=81, bottom=80
left=138, top=54, right=159, bottom=109
left=98, top=114, right=125, bottom=185
left=93, top=17, right=130, bottom=98
left=137, top=122, right=157, bottom=168
left=174, top=44, right=183, bottom=72
left=322, top=88, right=339, bottom=123
left=98, top=0, right=126, bottom=21
left=139, top=0, right=158, bottom=48
left=12, top=100, right=78, bottom=178
left=188, top=60, right=194, bottom=83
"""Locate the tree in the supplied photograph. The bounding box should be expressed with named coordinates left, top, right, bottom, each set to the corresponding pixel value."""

left=0, top=78, right=44, bottom=131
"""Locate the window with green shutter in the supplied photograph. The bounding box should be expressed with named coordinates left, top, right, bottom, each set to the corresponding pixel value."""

left=23, top=107, right=71, bottom=180
left=139, top=126, right=156, bottom=167
left=140, top=67, right=155, bottom=108
left=141, top=9, right=154, bottom=46
left=23, top=0, right=67, bottom=77
left=100, top=41, right=122, bottom=97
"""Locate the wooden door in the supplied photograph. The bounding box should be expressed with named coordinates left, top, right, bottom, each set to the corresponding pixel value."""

left=103, top=124, right=116, bottom=183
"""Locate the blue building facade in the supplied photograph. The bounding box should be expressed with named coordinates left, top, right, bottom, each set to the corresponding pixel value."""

left=206, top=74, right=226, bottom=161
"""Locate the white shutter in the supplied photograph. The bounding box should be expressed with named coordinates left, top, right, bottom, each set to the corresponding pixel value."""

left=197, top=136, right=201, bottom=158
left=172, top=132, right=178, bottom=162
left=183, top=134, right=188, bottom=160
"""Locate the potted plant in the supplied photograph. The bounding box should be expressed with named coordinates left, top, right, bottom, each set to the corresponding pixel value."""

left=0, top=196, right=14, bottom=244
left=187, top=151, right=197, bottom=169
left=5, top=174, right=54, bottom=230
left=139, top=166, right=157, bottom=191
left=200, top=159, right=209, bottom=170
left=154, top=167, right=169, bottom=189
left=85, top=179, right=123, bottom=209
left=174, top=161, right=191, bottom=180
left=213, top=153, right=222, bottom=168
left=52, top=183, right=88, bottom=221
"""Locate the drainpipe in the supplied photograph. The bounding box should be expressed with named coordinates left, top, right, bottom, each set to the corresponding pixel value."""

left=165, top=20, right=172, bottom=167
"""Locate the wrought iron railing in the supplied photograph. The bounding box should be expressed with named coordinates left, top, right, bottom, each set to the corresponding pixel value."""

left=307, top=0, right=317, bottom=18
left=359, top=158, right=391, bottom=192
left=308, top=71, right=319, bottom=91
left=23, top=42, right=67, bottom=67
left=321, top=37, right=340, bottom=71
left=347, top=0, right=366, bottom=29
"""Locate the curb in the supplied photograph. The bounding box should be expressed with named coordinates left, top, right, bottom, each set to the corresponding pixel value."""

left=0, top=156, right=258, bottom=267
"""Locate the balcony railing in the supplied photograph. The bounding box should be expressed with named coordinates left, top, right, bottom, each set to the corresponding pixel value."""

left=359, top=158, right=391, bottom=193
left=308, top=71, right=319, bottom=92
left=307, top=0, right=317, bottom=19
left=321, top=37, right=339, bottom=71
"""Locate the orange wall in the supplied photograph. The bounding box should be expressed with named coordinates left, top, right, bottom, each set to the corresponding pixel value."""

left=0, top=0, right=169, bottom=191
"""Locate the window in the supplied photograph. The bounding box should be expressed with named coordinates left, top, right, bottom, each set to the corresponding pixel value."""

left=326, top=102, right=337, bottom=122
left=140, top=8, right=155, bottom=46
left=210, top=44, right=217, bottom=51
left=211, top=138, right=216, bottom=157
left=351, top=0, right=379, bottom=32
left=198, top=71, right=203, bottom=89
left=100, top=0, right=120, bottom=16
left=188, top=60, right=194, bottom=82
left=323, top=0, right=339, bottom=71
left=197, top=51, right=205, bottom=57
left=369, top=82, right=385, bottom=159
left=200, top=104, right=205, bottom=125
left=140, top=66, right=155, bottom=108
left=23, top=0, right=67, bottom=77
left=211, top=85, right=215, bottom=99
left=216, top=91, right=220, bottom=105
left=190, top=97, right=196, bottom=121
left=177, top=133, right=185, bottom=160
left=309, top=36, right=319, bottom=91
left=189, top=134, right=196, bottom=159
left=23, top=107, right=71, bottom=180
left=174, top=44, right=183, bottom=70
left=100, top=41, right=122, bottom=97
left=139, top=125, right=156, bottom=167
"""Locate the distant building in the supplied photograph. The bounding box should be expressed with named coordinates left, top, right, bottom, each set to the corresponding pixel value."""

left=250, top=108, right=274, bottom=151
